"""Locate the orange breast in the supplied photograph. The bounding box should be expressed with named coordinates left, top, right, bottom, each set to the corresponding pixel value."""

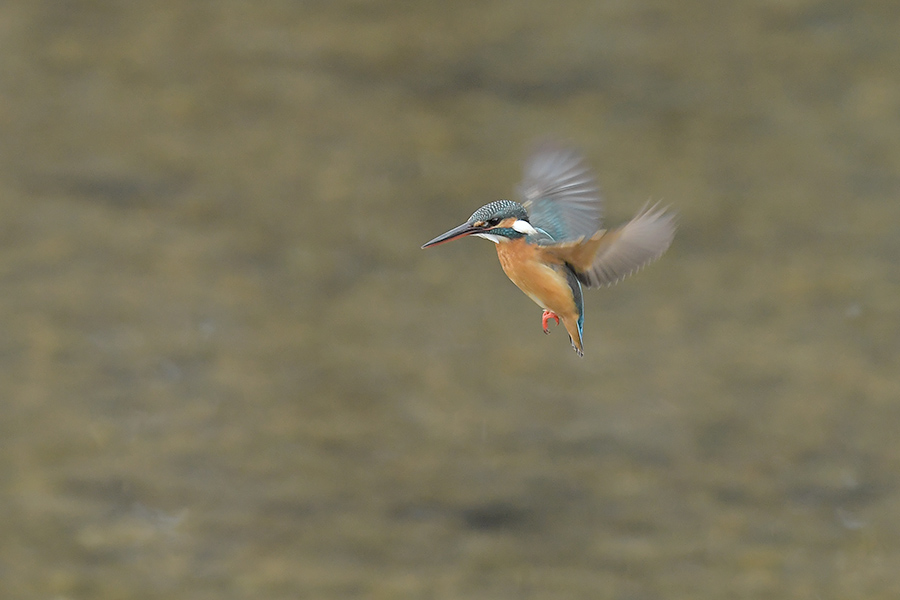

left=495, top=240, right=577, bottom=319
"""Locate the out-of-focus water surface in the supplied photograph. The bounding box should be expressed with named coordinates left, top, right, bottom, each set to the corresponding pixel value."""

left=2, top=1, right=899, bottom=598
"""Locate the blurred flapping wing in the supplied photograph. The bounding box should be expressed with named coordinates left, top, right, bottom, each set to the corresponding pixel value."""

left=518, top=142, right=603, bottom=243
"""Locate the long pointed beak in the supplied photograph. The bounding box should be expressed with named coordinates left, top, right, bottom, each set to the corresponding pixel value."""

left=421, top=221, right=480, bottom=249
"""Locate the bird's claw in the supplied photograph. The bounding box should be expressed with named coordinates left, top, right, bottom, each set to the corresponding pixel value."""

left=541, top=310, right=559, bottom=334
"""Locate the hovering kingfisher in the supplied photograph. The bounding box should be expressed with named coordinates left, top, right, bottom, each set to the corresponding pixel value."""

left=422, top=141, right=676, bottom=356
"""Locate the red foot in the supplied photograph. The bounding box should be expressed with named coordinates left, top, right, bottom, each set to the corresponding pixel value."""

left=541, top=310, right=560, bottom=334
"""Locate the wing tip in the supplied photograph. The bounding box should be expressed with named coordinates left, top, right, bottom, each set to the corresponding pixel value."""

left=578, top=200, right=677, bottom=288
left=518, top=139, right=605, bottom=240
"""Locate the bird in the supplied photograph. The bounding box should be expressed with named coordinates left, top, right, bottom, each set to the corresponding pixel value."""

left=421, top=141, right=676, bottom=356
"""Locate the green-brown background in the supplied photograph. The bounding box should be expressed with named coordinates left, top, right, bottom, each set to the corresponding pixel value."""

left=2, top=1, right=899, bottom=598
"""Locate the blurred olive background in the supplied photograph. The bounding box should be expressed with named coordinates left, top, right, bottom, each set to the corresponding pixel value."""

left=2, top=1, right=899, bottom=599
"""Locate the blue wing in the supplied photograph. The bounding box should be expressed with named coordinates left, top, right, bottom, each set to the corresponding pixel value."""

left=517, top=141, right=603, bottom=243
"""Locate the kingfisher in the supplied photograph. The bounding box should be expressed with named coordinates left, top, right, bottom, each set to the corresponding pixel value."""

left=421, top=141, right=676, bottom=356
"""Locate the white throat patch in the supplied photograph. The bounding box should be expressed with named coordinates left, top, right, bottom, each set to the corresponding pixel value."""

left=474, top=232, right=504, bottom=244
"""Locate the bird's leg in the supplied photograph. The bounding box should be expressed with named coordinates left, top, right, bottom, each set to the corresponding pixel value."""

left=541, top=310, right=560, bottom=334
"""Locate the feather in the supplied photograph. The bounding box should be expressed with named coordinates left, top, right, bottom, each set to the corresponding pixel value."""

left=561, top=202, right=676, bottom=288
left=517, top=141, right=603, bottom=242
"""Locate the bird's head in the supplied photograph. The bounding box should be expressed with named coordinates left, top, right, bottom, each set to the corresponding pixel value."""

left=421, top=200, right=537, bottom=248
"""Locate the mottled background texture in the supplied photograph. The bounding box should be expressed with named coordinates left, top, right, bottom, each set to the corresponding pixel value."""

left=2, top=1, right=899, bottom=599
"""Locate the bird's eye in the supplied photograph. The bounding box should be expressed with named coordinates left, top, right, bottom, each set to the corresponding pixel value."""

left=486, top=217, right=501, bottom=227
